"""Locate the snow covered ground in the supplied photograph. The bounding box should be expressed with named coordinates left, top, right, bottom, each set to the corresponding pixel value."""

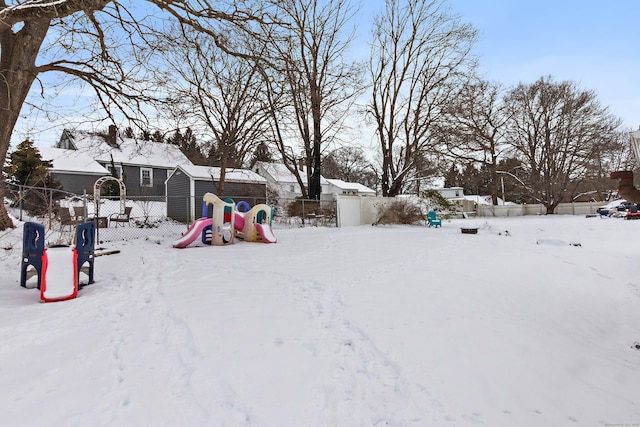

left=1, top=214, right=639, bottom=426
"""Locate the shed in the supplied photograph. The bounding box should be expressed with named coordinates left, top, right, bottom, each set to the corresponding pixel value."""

left=166, top=164, right=268, bottom=223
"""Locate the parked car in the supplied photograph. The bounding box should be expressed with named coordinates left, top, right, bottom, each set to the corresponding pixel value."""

left=596, top=200, right=639, bottom=216
left=617, top=201, right=638, bottom=212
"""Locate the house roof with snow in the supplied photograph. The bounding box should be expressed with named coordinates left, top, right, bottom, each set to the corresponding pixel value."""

left=254, top=161, right=329, bottom=185
left=56, top=129, right=192, bottom=169
left=325, top=178, right=375, bottom=195
left=39, top=147, right=109, bottom=175
left=173, top=164, right=267, bottom=184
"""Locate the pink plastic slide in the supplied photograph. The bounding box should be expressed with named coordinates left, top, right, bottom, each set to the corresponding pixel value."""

left=40, top=246, right=78, bottom=303
left=255, top=223, right=277, bottom=243
left=172, top=217, right=213, bottom=248
left=234, top=212, right=245, bottom=229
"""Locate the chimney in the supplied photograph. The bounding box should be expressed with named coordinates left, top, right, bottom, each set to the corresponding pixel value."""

left=108, top=125, right=118, bottom=148
left=298, top=158, right=305, bottom=171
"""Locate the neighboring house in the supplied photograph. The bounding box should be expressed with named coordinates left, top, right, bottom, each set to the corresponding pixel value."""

left=166, top=164, right=267, bottom=223
left=631, top=129, right=640, bottom=162
left=253, top=161, right=374, bottom=199
left=55, top=126, right=193, bottom=197
left=253, top=161, right=327, bottom=199
left=437, top=187, right=506, bottom=205
left=436, top=187, right=465, bottom=199
left=40, top=147, right=110, bottom=195
left=325, top=178, right=375, bottom=196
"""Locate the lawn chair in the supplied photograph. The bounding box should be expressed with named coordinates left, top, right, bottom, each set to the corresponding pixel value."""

left=57, top=208, right=82, bottom=232
left=109, top=206, right=132, bottom=227
left=427, top=211, right=442, bottom=228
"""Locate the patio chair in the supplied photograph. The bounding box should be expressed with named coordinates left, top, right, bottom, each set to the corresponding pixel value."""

left=427, top=211, right=442, bottom=228
left=57, top=208, right=82, bottom=232
left=109, top=206, right=133, bottom=227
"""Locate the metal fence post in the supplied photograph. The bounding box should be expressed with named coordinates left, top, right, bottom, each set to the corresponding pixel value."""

left=18, top=185, right=23, bottom=221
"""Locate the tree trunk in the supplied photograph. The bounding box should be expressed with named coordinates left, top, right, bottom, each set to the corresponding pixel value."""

left=308, top=83, right=322, bottom=200
left=0, top=18, right=52, bottom=230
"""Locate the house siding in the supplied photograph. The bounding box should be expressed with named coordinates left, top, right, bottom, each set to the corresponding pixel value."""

left=50, top=172, right=105, bottom=195
left=166, top=166, right=267, bottom=223
left=166, top=171, right=192, bottom=223
left=194, top=181, right=266, bottom=206
left=104, top=164, right=169, bottom=198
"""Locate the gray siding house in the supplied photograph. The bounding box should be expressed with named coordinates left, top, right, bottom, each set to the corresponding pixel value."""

left=55, top=127, right=193, bottom=197
left=166, top=164, right=267, bottom=223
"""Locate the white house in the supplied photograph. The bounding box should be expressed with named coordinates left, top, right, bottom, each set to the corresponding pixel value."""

left=253, top=161, right=330, bottom=199
left=436, top=187, right=506, bottom=207
left=325, top=178, right=376, bottom=196
left=436, top=187, right=465, bottom=199
left=253, top=161, right=375, bottom=199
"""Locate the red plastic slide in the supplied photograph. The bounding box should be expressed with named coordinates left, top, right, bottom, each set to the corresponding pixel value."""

left=40, top=246, right=78, bottom=303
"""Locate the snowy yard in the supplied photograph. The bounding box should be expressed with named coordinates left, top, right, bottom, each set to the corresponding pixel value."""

left=0, top=214, right=639, bottom=426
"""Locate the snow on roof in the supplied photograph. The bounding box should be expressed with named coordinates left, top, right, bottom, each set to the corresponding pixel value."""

left=177, top=164, right=267, bottom=183
left=61, top=130, right=192, bottom=169
left=461, top=195, right=495, bottom=205
left=39, top=147, right=109, bottom=175
left=254, top=161, right=329, bottom=184
left=325, top=178, right=375, bottom=194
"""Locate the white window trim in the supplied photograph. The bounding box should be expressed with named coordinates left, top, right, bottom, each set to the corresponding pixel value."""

left=140, top=167, right=153, bottom=187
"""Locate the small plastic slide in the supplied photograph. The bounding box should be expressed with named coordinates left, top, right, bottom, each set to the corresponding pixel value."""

left=255, top=223, right=277, bottom=243
left=40, top=246, right=78, bottom=303
left=173, top=217, right=213, bottom=248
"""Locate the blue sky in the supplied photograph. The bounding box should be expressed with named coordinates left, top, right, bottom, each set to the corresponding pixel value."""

left=358, top=0, right=639, bottom=128
left=14, top=0, right=640, bottom=148
left=442, top=0, right=639, bottom=128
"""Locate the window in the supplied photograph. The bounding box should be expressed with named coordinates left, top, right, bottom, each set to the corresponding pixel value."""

left=140, top=168, right=153, bottom=187
left=107, top=164, right=122, bottom=179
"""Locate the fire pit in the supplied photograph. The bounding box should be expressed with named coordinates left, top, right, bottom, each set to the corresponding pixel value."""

left=460, top=227, right=478, bottom=234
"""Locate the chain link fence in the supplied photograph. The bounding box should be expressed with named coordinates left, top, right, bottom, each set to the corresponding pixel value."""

left=3, top=182, right=336, bottom=243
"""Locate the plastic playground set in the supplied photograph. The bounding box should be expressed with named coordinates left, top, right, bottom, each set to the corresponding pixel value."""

left=20, top=221, right=96, bottom=303
left=19, top=189, right=276, bottom=303
left=172, top=192, right=277, bottom=248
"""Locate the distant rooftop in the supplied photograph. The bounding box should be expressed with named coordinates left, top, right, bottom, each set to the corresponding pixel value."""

left=57, top=129, right=192, bottom=169
left=39, top=147, right=109, bottom=175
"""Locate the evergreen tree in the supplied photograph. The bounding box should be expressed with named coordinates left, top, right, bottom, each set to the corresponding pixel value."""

left=6, top=139, right=50, bottom=186
left=168, top=128, right=206, bottom=165
left=5, top=139, right=62, bottom=216
left=123, top=126, right=136, bottom=138
left=249, top=142, right=273, bottom=168
left=151, top=130, right=164, bottom=143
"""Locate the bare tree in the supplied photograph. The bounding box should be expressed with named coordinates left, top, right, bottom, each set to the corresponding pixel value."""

left=438, top=78, right=510, bottom=204
left=322, top=146, right=378, bottom=191
left=159, top=26, right=273, bottom=195
left=0, top=0, right=266, bottom=230
left=504, top=76, right=622, bottom=213
left=261, top=0, right=364, bottom=200
left=368, top=0, right=477, bottom=197
left=574, top=129, right=635, bottom=202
